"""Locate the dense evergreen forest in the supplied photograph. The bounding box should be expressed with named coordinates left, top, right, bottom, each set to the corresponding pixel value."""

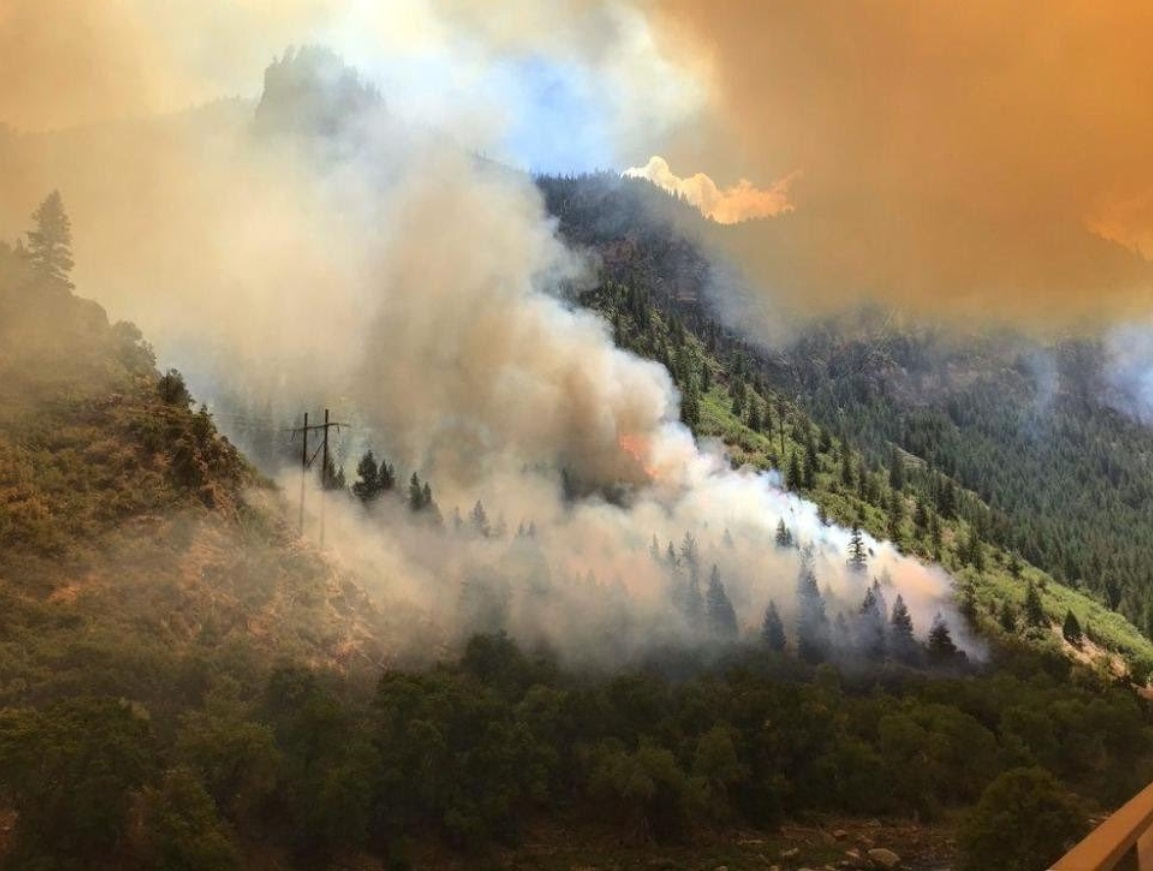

left=2, top=181, right=1153, bottom=871
left=538, top=172, right=1153, bottom=648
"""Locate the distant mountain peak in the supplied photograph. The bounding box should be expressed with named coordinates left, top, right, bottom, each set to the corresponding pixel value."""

left=253, top=46, right=384, bottom=143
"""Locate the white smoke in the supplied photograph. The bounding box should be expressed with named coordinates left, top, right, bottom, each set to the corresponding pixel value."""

left=275, top=121, right=972, bottom=666
left=2, top=46, right=973, bottom=668
left=1105, top=323, right=1153, bottom=425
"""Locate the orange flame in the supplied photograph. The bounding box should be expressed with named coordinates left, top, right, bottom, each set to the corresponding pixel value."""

left=623, top=155, right=797, bottom=224
left=618, top=433, right=659, bottom=481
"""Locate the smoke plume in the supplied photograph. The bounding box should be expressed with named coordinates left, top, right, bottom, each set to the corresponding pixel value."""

left=0, top=6, right=972, bottom=666
left=640, top=0, right=1153, bottom=325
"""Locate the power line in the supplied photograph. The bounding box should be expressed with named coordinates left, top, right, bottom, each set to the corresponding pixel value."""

left=288, top=408, right=349, bottom=545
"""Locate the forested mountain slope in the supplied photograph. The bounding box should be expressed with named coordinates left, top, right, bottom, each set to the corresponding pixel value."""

left=0, top=239, right=387, bottom=710
left=778, top=322, right=1153, bottom=625
left=2, top=53, right=1152, bottom=871
left=540, top=172, right=1153, bottom=666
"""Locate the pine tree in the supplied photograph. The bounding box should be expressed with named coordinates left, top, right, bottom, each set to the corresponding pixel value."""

left=929, top=511, right=943, bottom=559
left=914, top=499, right=929, bottom=535
left=1062, top=609, right=1083, bottom=646
left=680, top=532, right=699, bottom=579
left=888, top=446, right=905, bottom=491
left=847, top=523, right=868, bottom=573
left=706, top=565, right=738, bottom=640
left=408, top=472, right=425, bottom=511
left=731, top=380, right=745, bottom=416
left=470, top=500, right=490, bottom=536
left=803, top=439, right=818, bottom=489
left=840, top=445, right=855, bottom=487
left=796, top=558, right=829, bottom=664
left=681, top=384, right=701, bottom=427
left=927, top=613, right=958, bottom=663
left=890, top=594, right=919, bottom=664
left=747, top=400, right=761, bottom=432
left=937, top=476, right=957, bottom=518
left=999, top=601, right=1018, bottom=633
left=962, top=526, right=985, bottom=572
left=1024, top=580, right=1045, bottom=627
left=352, top=451, right=381, bottom=504
left=774, top=519, right=794, bottom=549
left=26, top=190, right=75, bottom=288
left=786, top=452, right=803, bottom=491
left=818, top=427, right=833, bottom=453
left=857, top=587, right=887, bottom=662
left=887, top=488, right=905, bottom=543
left=870, top=576, right=889, bottom=621
left=761, top=600, right=787, bottom=652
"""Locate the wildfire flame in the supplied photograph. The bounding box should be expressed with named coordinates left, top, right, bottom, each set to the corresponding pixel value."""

left=618, top=432, right=660, bottom=481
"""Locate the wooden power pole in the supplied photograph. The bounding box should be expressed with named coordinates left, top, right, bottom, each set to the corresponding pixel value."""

left=298, top=412, right=308, bottom=535
left=289, top=408, right=348, bottom=544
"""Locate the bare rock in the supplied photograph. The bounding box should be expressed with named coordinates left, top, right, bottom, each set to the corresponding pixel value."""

left=867, top=847, right=901, bottom=869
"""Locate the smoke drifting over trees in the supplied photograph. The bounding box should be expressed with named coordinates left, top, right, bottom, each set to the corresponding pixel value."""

left=2, top=45, right=970, bottom=668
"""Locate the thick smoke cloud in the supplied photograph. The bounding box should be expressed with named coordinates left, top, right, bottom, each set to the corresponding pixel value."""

left=8, top=1, right=1153, bottom=327
left=0, top=3, right=970, bottom=666
left=641, top=0, right=1153, bottom=325
left=0, top=0, right=699, bottom=171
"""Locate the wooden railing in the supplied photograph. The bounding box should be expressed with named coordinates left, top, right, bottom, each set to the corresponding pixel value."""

left=1051, top=781, right=1153, bottom=870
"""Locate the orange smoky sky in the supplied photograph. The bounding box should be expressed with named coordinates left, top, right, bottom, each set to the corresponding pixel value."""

left=0, top=0, right=352, bottom=131
left=5, top=0, right=1153, bottom=327
left=639, top=0, right=1153, bottom=325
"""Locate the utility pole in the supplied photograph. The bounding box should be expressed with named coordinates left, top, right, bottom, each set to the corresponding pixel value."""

left=320, top=409, right=331, bottom=547
left=298, top=412, right=308, bottom=535
left=289, top=409, right=348, bottom=545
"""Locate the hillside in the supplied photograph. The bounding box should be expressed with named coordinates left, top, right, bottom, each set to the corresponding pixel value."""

left=0, top=239, right=387, bottom=713
left=540, top=172, right=1153, bottom=678
left=2, top=55, right=1153, bottom=871
left=0, top=189, right=1149, bottom=871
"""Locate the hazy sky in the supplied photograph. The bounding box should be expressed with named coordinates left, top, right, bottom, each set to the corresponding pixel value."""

left=3, top=0, right=1152, bottom=324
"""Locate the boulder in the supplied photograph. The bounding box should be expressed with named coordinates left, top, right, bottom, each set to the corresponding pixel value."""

left=867, top=847, right=901, bottom=869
